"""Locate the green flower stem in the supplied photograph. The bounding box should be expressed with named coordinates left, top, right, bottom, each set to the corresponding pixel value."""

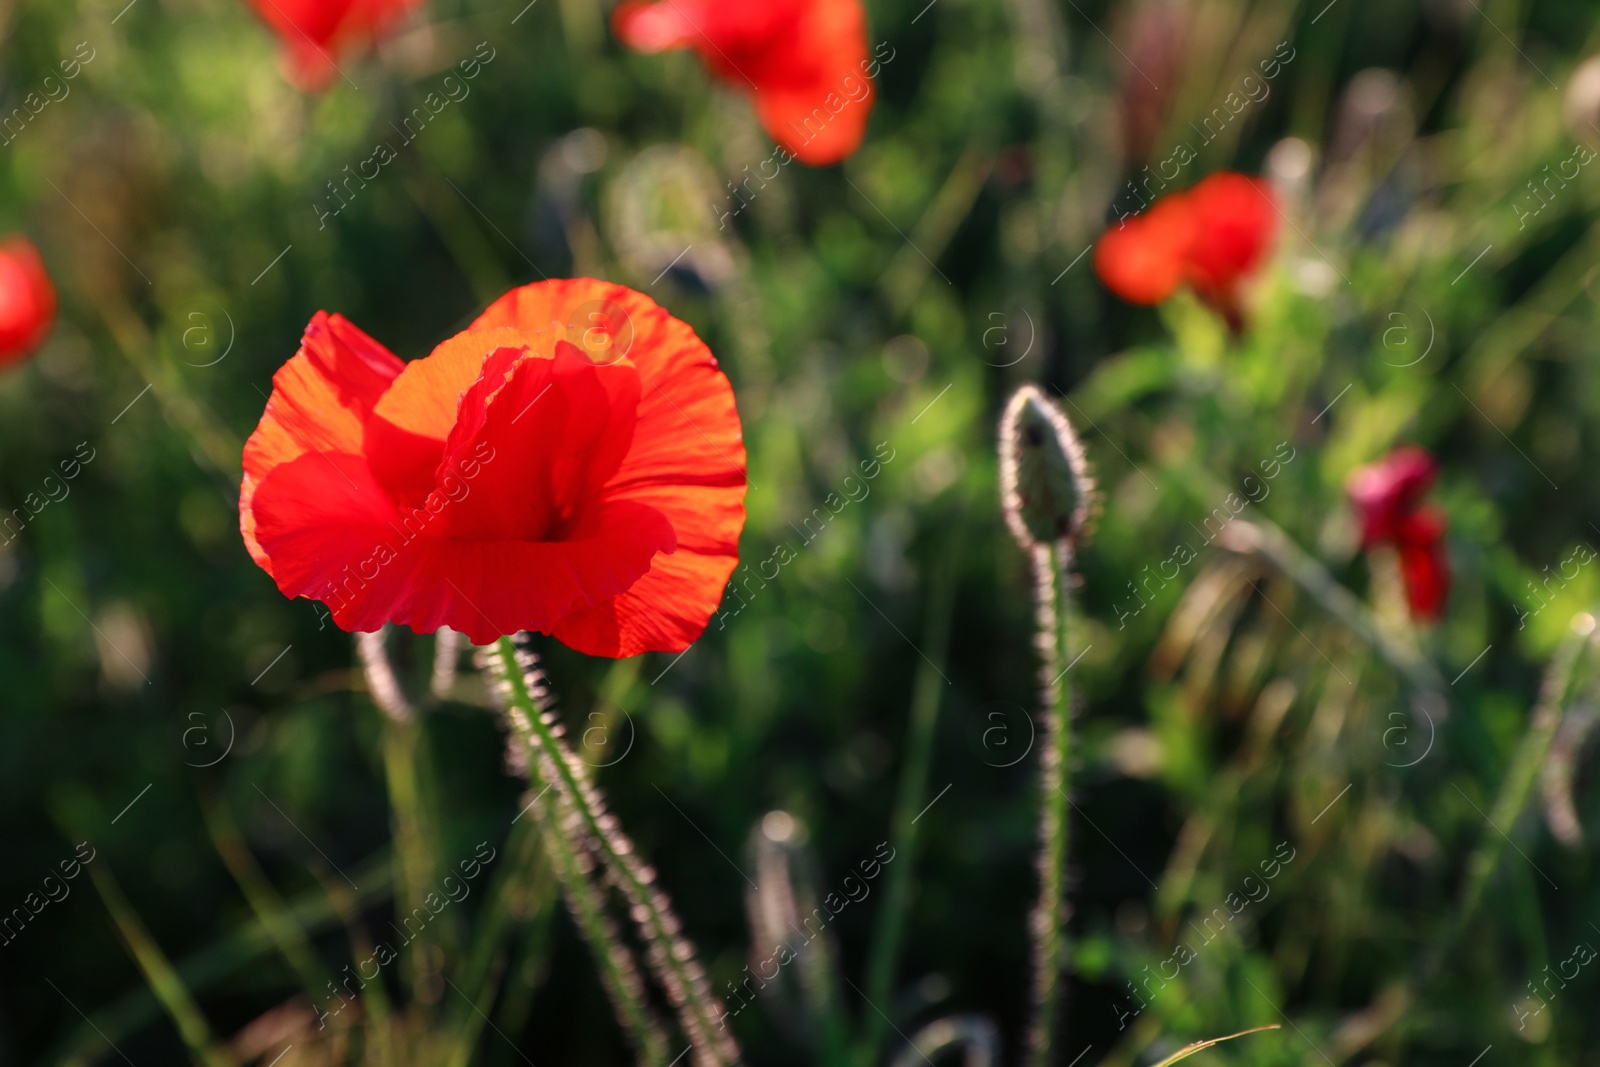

left=859, top=531, right=961, bottom=1067
left=492, top=636, right=742, bottom=1067
left=1026, top=540, right=1074, bottom=1067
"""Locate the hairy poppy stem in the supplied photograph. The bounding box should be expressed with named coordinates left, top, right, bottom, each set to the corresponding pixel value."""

left=356, top=628, right=414, bottom=723
left=999, top=385, right=1095, bottom=1067
left=490, top=636, right=743, bottom=1067
left=431, top=626, right=461, bottom=700
left=522, top=776, right=672, bottom=1066
left=1025, top=541, right=1073, bottom=1067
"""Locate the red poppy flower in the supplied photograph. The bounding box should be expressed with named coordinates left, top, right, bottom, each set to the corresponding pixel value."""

left=247, top=0, right=423, bottom=91
left=0, top=237, right=56, bottom=370
left=1394, top=507, right=1450, bottom=621
left=1346, top=445, right=1436, bottom=549
left=239, top=278, right=747, bottom=657
left=1093, top=171, right=1277, bottom=331
left=612, top=0, right=875, bottom=166
left=1346, top=447, right=1449, bottom=622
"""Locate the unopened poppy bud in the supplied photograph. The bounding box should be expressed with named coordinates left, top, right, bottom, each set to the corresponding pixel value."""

left=999, top=385, right=1095, bottom=550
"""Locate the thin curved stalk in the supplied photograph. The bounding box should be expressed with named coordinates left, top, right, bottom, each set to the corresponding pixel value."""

left=444, top=817, right=556, bottom=1067
left=357, top=628, right=415, bottom=723
left=1149, top=1025, right=1280, bottom=1067
left=200, top=795, right=326, bottom=995
left=889, top=1015, right=1000, bottom=1067
left=86, top=860, right=241, bottom=1067
left=490, top=636, right=742, bottom=1067
left=1218, top=519, right=1448, bottom=702
left=44, top=850, right=393, bottom=1067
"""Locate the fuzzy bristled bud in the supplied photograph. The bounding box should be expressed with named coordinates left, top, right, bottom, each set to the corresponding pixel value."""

left=999, top=385, right=1096, bottom=551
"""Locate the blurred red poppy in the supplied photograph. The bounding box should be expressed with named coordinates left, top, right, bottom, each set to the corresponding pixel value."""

left=1346, top=445, right=1436, bottom=548
left=239, top=278, right=747, bottom=656
left=1093, top=171, right=1277, bottom=331
left=1394, top=506, right=1450, bottom=621
left=248, top=0, right=422, bottom=90
left=0, top=237, right=56, bottom=369
left=613, top=0, right=875, bottom=166
left=1347, top=447, right=1449, bottom=622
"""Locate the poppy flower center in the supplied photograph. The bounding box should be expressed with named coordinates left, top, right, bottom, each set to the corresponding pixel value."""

left=362, top=332, right=644, bottom=546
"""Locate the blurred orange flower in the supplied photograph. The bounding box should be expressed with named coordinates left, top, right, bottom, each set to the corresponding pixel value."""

left=248, top=0, right=423, bottom=90
left=613, top=0, right=877, bottom=166
left=1094, top=171, right=1277, bottom=331
left=0, top=237, right=56, bottom=370
left=240, top=278, right=747, bottom=656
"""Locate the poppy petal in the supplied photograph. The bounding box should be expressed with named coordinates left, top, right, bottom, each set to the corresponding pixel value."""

left=611, top=0, right=701, bottom=52
left=0, top=237, right=56, bottom=367
left=554, top=544, right=736, bottom=657
left=613, top=0, right=874, bottom=166
left=1093, top=195, right=1196, bottom=306
left=750, top=0, right=874, bottom=165
left=756, top=77, right=873, bottom=166
left=240, top=312, right=404, bottom=573
left=1347, top=446, right=1437, bottom=548
left=1183, top=172, right=1277, bottom=304
left=248, top=0, right=424, bottom=91
left=474, top=280, right=745, bottom=655
left=251, top=451, right=675, bottom=643
left=432, top=341, right=644, bottom=543
left=1395, top=507, right=1450, bottom=621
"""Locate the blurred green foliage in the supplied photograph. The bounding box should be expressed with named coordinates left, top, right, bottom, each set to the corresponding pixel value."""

left=3, top=0, right=1600, bottom=1064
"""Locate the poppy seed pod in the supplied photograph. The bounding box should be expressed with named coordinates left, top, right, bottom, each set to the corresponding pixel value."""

left=999, top=385, right=1095, bottom=551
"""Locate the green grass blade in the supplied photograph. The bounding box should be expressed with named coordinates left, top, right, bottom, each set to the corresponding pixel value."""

left=85, top=859, right=241, bottom=1067
left=45, top=850, right=392, bottom=1067
left=200, top=792, right=327, bottom=994
left=443, top=815, right=554, bottom=1067
left=1149, top=1025, right=1281, bottom=1067
left=857, top=529, right=961, bottom=1067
